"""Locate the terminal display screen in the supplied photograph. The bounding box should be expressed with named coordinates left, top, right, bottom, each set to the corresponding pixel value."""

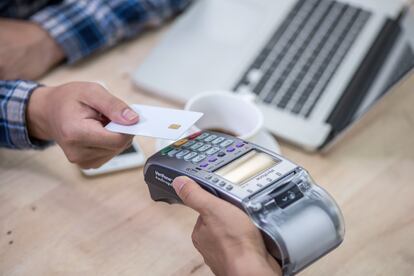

left=215, top=150, right=280, bottom=185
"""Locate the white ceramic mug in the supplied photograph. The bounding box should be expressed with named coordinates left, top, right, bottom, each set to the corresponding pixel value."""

left=155, top=91, right=280, bottom=153
left=184, top=91, right=264, bottom=141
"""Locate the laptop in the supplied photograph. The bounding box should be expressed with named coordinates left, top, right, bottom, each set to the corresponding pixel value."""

left=132, top=0, right=414, bottom=151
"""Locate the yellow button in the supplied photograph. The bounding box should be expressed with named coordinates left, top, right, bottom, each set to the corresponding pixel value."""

left=173, top=139, right=188, bottom=147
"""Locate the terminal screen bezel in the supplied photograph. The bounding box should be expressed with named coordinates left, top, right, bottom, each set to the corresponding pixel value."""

left=214, top=150, right=281, bottom=186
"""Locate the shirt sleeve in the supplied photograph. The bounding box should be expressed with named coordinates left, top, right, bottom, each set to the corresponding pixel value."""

left=30, top=0, right=191, bottom=64
left=0, top=80, right=52, bottom=149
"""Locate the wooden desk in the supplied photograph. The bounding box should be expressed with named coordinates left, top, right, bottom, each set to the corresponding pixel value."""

left=1, top=24, right=414, bottom=276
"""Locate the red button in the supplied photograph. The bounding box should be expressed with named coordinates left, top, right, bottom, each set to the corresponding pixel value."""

left=188, top=131, right=202, bottom=140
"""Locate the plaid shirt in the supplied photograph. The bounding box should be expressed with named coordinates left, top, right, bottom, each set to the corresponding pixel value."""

left=0, top=0, right=190, bottom=149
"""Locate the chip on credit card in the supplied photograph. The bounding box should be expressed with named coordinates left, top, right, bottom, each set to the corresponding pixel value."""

left=105, top=104, right=203, bottom=140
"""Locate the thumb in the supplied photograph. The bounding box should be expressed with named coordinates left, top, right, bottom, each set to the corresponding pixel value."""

left=82, top=83, right=139, bottom=125
left=172, top=176, right=223, bottom=216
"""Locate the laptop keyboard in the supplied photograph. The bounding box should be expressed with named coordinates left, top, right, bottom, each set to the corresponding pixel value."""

left=234, top=0, right=371, bottom=118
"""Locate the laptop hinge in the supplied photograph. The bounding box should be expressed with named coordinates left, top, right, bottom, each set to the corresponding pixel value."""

left=322, top=17, right=402, bottom=149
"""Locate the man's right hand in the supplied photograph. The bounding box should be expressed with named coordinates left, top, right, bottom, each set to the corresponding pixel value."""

left=0, top=19, right=64, bottom=80
left=172, top=176, right=282, bottom=276
left=27, top=82, right=139, bottom=169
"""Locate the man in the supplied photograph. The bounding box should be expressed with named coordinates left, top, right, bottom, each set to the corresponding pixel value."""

left=0, top=1, right=282, bottom=274
left=0, top=0, right=190, bottom=167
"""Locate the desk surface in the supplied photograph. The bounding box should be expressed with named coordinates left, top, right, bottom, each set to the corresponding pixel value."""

left=1, top=22, right=414, bottom=276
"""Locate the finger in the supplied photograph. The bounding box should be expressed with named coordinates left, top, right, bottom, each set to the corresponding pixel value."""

left=172, top=176, right=227, bottom=216
left=63, top=145, right=113, bottom=165
left=80, top=82, right=139, bottom=125
left=77, top=119, right=133, bottom=150
left=78, top=154, right=116, bottom=169
left=80, top=145, right=130, bottom=168
left=79, top=143, right=128, bottom=168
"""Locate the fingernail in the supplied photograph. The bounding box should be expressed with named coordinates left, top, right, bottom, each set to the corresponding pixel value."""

left=172, top=177, right=187, bottom=192
left=122, top=108, right=139, bottom=121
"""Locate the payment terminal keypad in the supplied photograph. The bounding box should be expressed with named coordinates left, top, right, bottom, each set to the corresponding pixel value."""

left=184, top=152, right=198, bottom=161
left=157, top=130, right=297, bottom=200
left=164, top=132, right=250, bottom=172
left=159, top=131, right=263, bottom=199
left=198, top=144, right=212, bottom=152
left=192, top=154, right=207, bottom=163
left=204, top=135, right=218, bottom=142
left=175, top=150, right=190, bottom=159
left=196, top=133, right=210, bottom=140
left=182, top=140, right=196, bottom=148
left=190, top=142, right=204, bottom=150
left=167, top=148, right=181, bottom=157
left=220, top=139, right=234, bottom=148
left=206, top=146, right=220, bottom=155
left=211, top=137, right=225, bottom=145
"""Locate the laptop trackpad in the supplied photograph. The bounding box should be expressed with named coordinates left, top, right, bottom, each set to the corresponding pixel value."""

left=196, top=0, right=264, bottom=44
left=133, top=0, right=285, bottom=100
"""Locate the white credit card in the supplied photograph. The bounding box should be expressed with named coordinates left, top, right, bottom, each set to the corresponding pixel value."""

left=105, top=104, right=203, bottom=140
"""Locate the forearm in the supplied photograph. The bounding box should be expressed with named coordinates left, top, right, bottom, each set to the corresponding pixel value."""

left=0, top=80, right=52, bottom=149
left=31, top=0, right=191, bottom=63
left=229, top=255, right=281, bottom=276
left=0, top=19, right=64, bottom=80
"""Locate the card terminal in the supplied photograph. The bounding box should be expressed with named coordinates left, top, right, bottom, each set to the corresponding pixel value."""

left=144, top=131, right=344, bottom=275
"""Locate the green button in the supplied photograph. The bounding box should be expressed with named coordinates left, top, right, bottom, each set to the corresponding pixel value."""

left=161, top=146, right=174, bottom=155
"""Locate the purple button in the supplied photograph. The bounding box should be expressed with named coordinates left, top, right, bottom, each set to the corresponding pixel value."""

left=208, top=157, right=217, bottom=162
left=236, top=142, right=245, bottom=148
left=226, top=146, right=235, bottom=152
left=200, top=162, right=209, bottom=168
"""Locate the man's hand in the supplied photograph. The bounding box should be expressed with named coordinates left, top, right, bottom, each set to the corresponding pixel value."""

left=172, top=176, right=282, bottom=276
left=27, top=82, right=139, bottom=169
left=0, top=19, right=64, bottom=80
